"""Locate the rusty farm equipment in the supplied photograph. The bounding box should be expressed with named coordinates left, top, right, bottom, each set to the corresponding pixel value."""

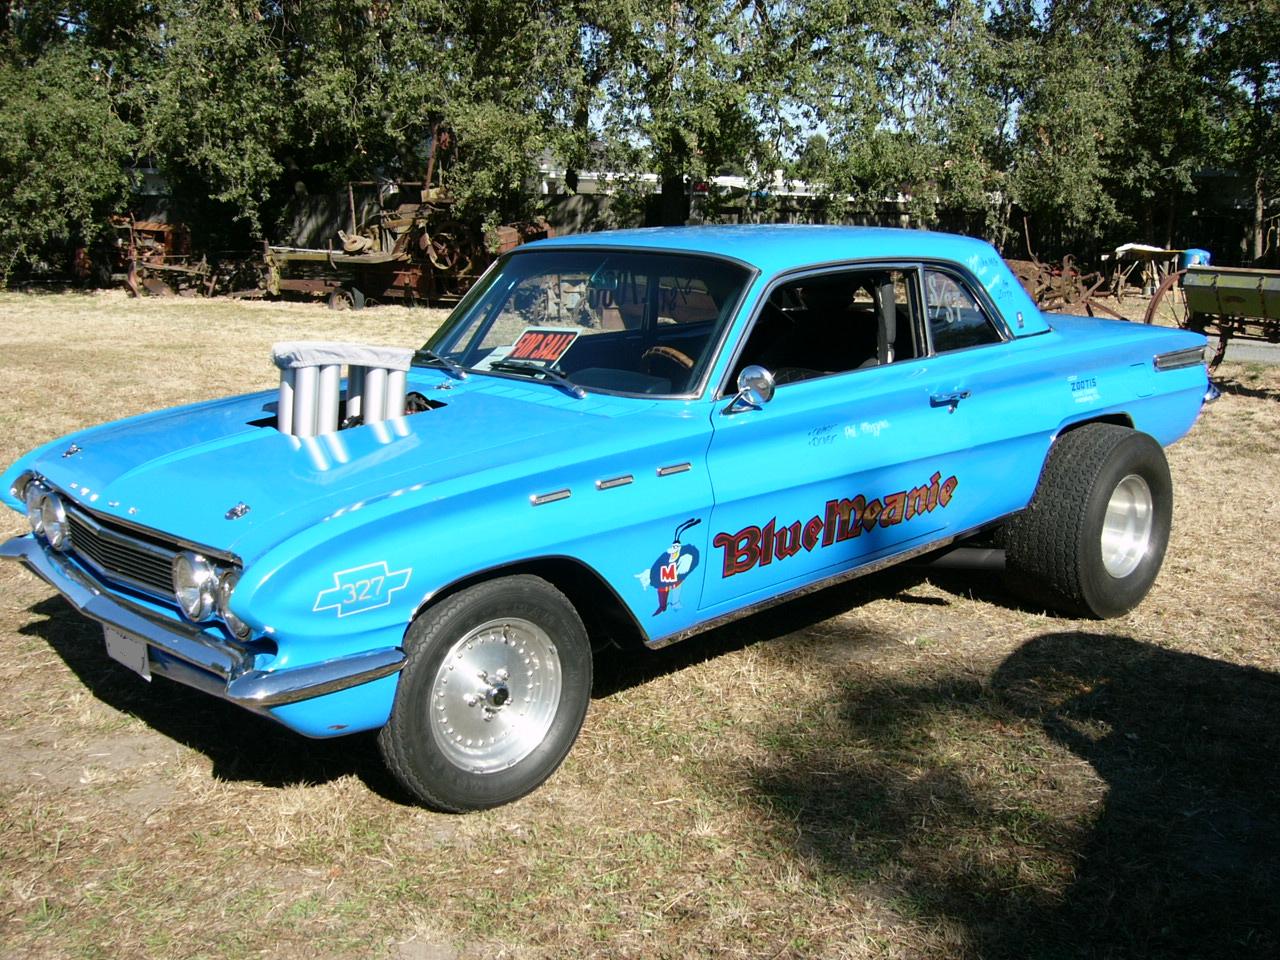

left=264, top=180, right=552, bottom=309
left=1004, top=254, right=1126, bottom=320
left=111, top=217, right=213, bottom=297
left=1143, top=265, right=1280, bottom=368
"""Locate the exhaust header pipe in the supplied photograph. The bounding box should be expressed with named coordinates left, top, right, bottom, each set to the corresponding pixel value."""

left=272, top=341, right=414, bottom=437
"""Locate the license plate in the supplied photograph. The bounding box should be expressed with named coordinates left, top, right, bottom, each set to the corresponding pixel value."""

left=103, top=625, right=151, bottom=681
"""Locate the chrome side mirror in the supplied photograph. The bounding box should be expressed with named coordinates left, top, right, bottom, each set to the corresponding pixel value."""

left=724, top=365, right=775, bottom=414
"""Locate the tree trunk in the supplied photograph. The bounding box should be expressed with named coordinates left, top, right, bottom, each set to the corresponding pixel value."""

left=660, top=175, right=686, bottom=226
left=1252, top=169, right=1265, bottom=263
left=565, top=93, right=592, bottom=195
left=1250, top=57, right=1267, bottom=263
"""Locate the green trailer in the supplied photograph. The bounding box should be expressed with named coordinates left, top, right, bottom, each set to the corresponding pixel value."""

left=1143, top=265, right=1280, bottom=367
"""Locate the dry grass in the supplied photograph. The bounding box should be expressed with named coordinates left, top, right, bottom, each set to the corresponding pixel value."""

left=0, top=291, right=1277, bottom=959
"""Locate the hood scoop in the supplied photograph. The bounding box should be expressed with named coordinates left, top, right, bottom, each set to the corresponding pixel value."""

left=272, top=341, right=419, bottom=437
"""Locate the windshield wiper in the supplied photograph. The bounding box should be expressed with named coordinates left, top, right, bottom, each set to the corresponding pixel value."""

left=412, top=348, right=468, bottom=380
left=489, top=359, right=586, bottom=399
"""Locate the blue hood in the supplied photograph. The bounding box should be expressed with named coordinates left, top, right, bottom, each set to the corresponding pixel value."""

left=7, top=374, right=656, bottom=562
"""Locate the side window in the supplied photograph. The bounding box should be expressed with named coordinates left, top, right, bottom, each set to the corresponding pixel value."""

left=924, top=270, right=1002, bottom=353
left=732, top=268, right=918, bottom=387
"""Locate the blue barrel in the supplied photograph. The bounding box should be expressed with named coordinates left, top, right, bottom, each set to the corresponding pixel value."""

left=1180, top=248, right=1211, bottom=269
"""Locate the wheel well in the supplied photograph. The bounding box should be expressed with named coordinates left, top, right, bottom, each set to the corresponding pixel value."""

left=988, top=415, right=1138, bottom=546
left=413, top=557, right=649, bottom=653
left=1058, top=412, right=1134, bottom=437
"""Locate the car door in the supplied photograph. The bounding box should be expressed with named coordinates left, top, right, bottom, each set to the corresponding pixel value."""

left=910, top=264, right=1054, bottom=528
left=700, top=265, right=976, bottom=613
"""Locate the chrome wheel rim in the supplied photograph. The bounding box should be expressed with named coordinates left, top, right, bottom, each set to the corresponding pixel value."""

left=1101, top=474, right=1154, bottom=578
left=429, top=618, right=562, bottom=774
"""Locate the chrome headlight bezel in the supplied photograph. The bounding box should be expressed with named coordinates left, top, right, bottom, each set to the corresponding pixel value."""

left=40, top=492, right=69, bottom=550
left=216, top=569, right=251, bottom=639
left=12, top=471, right=36, bottom=504
left=24, top=480, right=46, bottom=536
left=172, top=551, right=218, bottom=622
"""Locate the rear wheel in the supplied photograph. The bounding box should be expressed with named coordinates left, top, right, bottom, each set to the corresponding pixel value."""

left=378, top=575, right=591, bottom=811
left=1004, top=423, right=1172, bottom=618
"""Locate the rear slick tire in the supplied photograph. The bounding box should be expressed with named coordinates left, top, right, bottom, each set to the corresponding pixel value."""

left=378, top=575, right=591, bottom=812
left=1004, top=423, right=1172, bottom=618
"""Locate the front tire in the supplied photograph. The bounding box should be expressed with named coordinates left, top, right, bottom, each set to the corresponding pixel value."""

left=1004, top=423, right=1173, bottom=618
left=378, top=575, right=591, bottom=811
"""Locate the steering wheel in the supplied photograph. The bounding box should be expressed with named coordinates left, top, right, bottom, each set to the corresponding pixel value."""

left=641, top=345, right=695, bottom=372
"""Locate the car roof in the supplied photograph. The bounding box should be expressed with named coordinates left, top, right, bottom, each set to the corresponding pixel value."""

left=526, top=224, right=1049, bottom=336
left=529, top=224, right=989, bottom=274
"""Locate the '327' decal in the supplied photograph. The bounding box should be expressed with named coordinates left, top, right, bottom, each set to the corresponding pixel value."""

left=313, top=561, right=413, bottom=617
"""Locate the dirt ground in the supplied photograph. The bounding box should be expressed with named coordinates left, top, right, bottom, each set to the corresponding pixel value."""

left=0, top=290, right=1277, bottom=959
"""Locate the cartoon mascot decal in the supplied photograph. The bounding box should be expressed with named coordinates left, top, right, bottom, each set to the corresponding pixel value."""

left=634, top=518, right=701, bottom=616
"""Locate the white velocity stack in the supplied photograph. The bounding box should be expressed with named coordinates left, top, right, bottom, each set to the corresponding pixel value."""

left=272, top=341, right=414, bottom=437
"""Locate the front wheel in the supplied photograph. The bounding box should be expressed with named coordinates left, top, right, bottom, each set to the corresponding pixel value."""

left=378, top=575, right=591, bottom=811
left=1004, top=423, right=1173, bottom=618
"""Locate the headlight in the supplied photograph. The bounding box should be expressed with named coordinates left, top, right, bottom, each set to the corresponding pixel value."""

left=216, top=570, right=251, bottom=639
left=24, top=481, right=46, bottom=536
left=40, top=492, right=68, bottom=550
left=172, top=551, right=218, bottom=621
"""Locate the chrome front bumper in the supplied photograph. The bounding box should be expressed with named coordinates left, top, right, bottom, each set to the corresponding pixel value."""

left=1, top=534, right=404, bottom=710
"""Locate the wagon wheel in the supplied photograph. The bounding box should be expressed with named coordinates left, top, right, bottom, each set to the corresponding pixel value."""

left=1142, top=268, right=1226, bottom=370
left=1141, top=269, right=1189, bottom=328
left=421, top=221, right=467, bottom=272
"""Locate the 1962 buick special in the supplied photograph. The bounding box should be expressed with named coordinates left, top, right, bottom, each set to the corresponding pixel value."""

left=1, top=225, right=1214, bottom=810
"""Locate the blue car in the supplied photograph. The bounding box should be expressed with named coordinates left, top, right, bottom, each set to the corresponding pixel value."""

left=1, top=225, right=1214, bottom=810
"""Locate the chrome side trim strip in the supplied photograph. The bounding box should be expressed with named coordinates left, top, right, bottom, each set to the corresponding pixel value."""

left=646, top=512, right=1021, bottom=650
left=649, top=534, right=958, bottom=649
left=656, top=462, right=691, bottom=477
left=0, top=534, right=404, bottom=709
left=530, top=489, right=571, bottom=506
left=595, top=474, right=633, bottom=490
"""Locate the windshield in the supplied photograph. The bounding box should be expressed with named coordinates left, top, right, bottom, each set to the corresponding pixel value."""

left=421, top=248, right=752, bottom=397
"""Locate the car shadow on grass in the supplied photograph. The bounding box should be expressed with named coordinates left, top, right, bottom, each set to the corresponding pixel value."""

left=21, top=567, right=925, bottom=808
left=593, top=572, right=919, bottom=697
left=593, top=560, right=1048, bottom=698
left=20, top=596, right=416, bottom=805
left=738, top=631, right=1280, bottom=958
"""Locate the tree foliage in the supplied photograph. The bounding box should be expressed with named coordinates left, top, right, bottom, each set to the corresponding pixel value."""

left=1, top=0, right=1277, bottom=277
left=1205, top=0, right=1279, bottom=258
left=0, top=33, right=134, bottom=278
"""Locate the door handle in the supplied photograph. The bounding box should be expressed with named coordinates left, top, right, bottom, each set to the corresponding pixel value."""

left=930, top=390, right=971, bottom=412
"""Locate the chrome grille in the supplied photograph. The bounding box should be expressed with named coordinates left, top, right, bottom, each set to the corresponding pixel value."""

left=66, top=508, right=177, bottom=598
